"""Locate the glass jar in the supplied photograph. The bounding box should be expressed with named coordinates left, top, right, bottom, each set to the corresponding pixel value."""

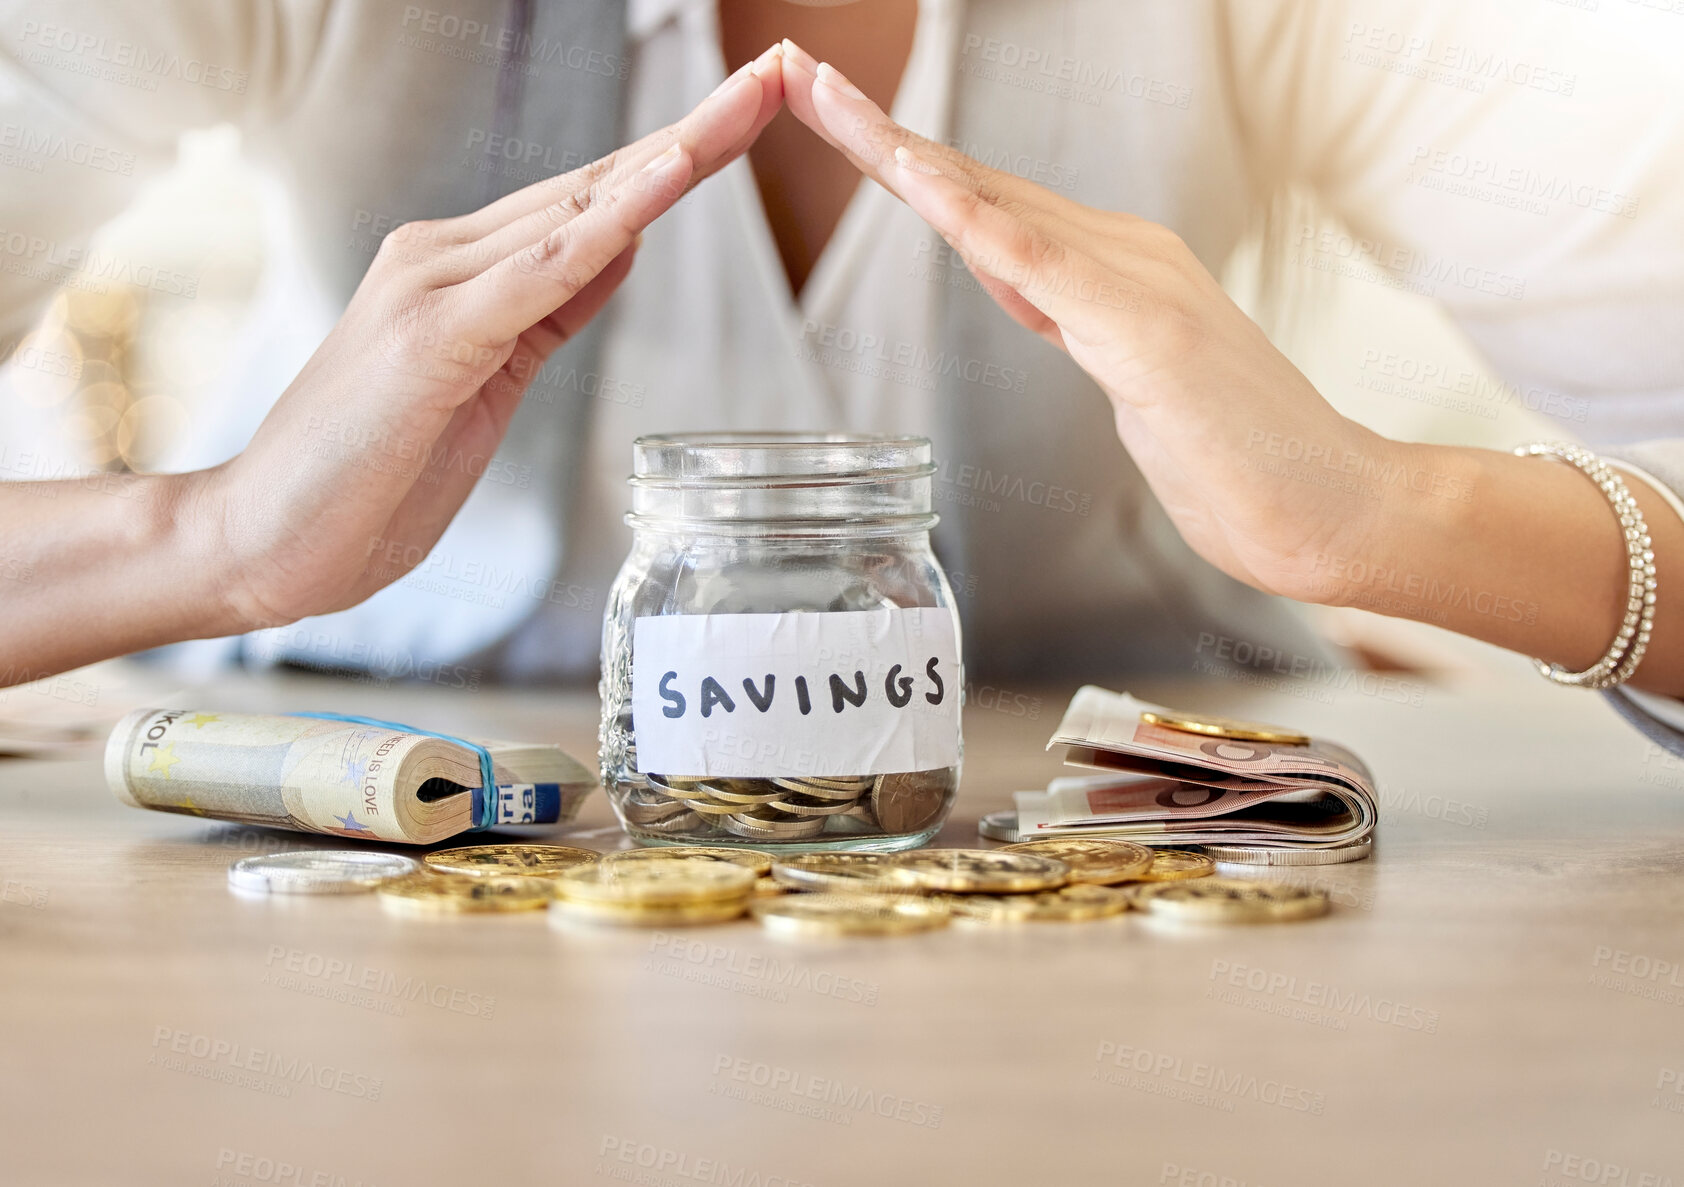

left=599, top=433, right=963, bottom=852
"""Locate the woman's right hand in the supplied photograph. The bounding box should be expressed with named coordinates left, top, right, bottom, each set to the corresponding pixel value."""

left=200, top=45, right=786, bottom=632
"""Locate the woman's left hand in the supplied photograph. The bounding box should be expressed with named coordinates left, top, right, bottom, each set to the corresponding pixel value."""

left=779, top=43, right=1413, bottom=606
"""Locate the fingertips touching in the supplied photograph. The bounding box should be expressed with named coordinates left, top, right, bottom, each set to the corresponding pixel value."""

left=674, top=43, right=781, bottom=179
left=778, top=39, right=824, bottom=133
left=808, top=61, right=899, bottom=169
left=780, top=38, right=818, bottom=77
left=814, top=61, right=868, bottom=102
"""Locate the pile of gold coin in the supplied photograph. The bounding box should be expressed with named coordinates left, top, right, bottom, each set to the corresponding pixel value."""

left=551, top=858, right=758, bottom=927
left=371, top=844, right=602, bottom=916
left=620, top=769, right=954, bottom=843
left=318, top=838, right=1330, bottom=935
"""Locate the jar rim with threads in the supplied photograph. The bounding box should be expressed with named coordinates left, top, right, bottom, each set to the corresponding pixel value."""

left=598, top=431, right=964, bottom=852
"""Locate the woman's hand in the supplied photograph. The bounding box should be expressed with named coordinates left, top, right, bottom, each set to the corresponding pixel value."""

left=0, top=47, right=786, bottom=683
left=207, top=46, right=786, bottom=630
left=779, top=43, right=1395, bottom=605
left=779, top=41, right=1684, bottom=693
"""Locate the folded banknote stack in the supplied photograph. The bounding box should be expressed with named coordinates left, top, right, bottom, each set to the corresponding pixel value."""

left=1003, top=687, right=1376, bottom=864
left=105, top=709, right=596, bottom=844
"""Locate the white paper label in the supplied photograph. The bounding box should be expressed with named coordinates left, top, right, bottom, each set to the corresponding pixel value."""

left=632, top=609, right=961, bottom=778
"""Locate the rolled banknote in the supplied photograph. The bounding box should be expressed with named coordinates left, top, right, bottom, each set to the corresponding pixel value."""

left=105, top=709, right=596, bottom=844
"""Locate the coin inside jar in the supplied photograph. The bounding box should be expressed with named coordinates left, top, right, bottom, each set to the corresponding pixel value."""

left=694, top=779, right=784, bottom=805
left=769, top=778, right=865, bottom=803
left=871, top=770, right=952, bottom=834
left=999, top=838, right=1153, bottom=885
left=888, top=849, right=1070, bottom=893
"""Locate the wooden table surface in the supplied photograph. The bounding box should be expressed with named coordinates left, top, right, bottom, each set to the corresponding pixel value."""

left=3, top=667, right=1682, bottom=1187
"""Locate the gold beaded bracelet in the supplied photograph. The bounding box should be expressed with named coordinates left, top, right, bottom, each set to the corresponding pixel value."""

left=1513, top=442, right=1656, bottom=689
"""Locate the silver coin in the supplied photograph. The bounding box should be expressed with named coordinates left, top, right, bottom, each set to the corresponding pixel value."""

left=645, top=778, right=714, bottom=803
left=825, top=810, right=881, bottom=836
left=766, top=796, right=860, bottom=817
left=684, top=798, right=742, bottom=816
left=228, top=851, right=419, bottom=895
left=696, top=779, right=783, bottom=806
left=644, top=774, right=703, bottom=791
left=1202, top=837, right=1374, bottom=866
left=977, top=810, right=1019, bottom=843
left=638, top=810, right=706, bottom=835
left=769, top=778, right=863, bottom=803
left=620, top=790, right=692, bottom=825
left=722, top=811, right=827, bottom=840
left=802, top=776, right=874, bottom=792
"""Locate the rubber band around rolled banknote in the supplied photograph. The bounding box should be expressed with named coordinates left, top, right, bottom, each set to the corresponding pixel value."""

left=289, top=712, right=499, bottom=830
